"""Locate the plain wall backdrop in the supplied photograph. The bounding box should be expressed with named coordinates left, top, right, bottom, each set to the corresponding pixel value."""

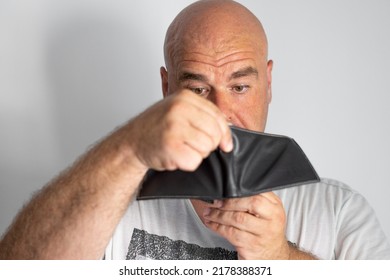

left=1, top=0, right=389, bottom=244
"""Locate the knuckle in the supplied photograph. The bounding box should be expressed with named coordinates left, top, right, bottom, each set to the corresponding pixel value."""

left=166, top=97, right=187, bottom=116
left=168, top=99, right=183, bottom=113
left=196, top=135, right=214, bottom=155
left=250, top=195, right=261, bottom=204
left=226, top=225, right=235, bottom=236
left=180, top=154, right=202, bottom=172
left=249, top=196, right=261, bottom=213
left=233, top=212, right=246, bottom=225
left=161, top=133, right=179, bottom=153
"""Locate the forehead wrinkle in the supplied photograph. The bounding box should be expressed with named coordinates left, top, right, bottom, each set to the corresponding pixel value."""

left=179, top=57, right=257, bottom=70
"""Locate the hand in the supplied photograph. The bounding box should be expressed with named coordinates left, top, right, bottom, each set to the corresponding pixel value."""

left=203, top=192, right=289, bottom=259
left=126, top=90, right=233, bottom=171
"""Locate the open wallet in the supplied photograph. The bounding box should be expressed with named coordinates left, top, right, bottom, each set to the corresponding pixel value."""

left=137, top=126, right=320, bottom=200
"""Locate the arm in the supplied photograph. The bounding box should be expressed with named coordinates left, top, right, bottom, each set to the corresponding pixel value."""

left=203, top=193, right=317, bottom=260
left=0, top=126, right=147, bottom=259
left=0, top=90, right=232, bottom=259
left=287, top=241, right=317, bottom=260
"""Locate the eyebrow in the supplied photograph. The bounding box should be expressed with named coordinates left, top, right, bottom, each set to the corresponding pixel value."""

left=178, top=72, right=208, bottom=83
left=178, top=66, right=258, bottom=83
left=229, top=66, right=258, bottom=80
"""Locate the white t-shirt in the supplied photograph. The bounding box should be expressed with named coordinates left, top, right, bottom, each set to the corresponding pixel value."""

left=104, top=178, right=390, bottom=259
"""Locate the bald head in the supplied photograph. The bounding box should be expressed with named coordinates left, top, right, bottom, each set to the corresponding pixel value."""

left=164, top=0, right=268, bottom=71
left=161, top=0, right=273, bottom=131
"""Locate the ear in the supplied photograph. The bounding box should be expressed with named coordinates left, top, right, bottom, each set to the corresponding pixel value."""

left=160, top=66, right=169, bottom=98
left=266, top=60, right=273, bottom=104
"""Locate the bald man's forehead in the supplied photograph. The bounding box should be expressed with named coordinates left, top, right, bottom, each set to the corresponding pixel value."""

left=173, top=47, right=264, bottom=68
left=169, top=36, right=266, bottom=71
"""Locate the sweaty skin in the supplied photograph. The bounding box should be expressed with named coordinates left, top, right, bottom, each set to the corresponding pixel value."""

left=0, top=0, right=315, bottom=259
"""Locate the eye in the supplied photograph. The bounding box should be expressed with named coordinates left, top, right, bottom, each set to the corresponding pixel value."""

left=190, top=87, right=209, bottom=96
left=231, top=85, right=250, bottom=94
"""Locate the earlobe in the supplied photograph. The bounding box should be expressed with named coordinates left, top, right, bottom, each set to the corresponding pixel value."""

left=160, top=66, right=169, bottom=98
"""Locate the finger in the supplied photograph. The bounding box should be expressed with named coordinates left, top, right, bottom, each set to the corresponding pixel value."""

left=219, top=125, right=233, bottom=153
left=165, top=143, right=204, bottom=171
left=188, top=117, right=228, bottom=153
left=155, top=94, right=224, bottom=169
left=198, top=200, right=223, bottom=209
left=183, top=126, right=218, bottom=158
left=218, top=192, right=280, bottom=209
left=185, top=107, right=227, bottom=153
left=181, top=91, right=233, bottom=152
left=204, top=218, right=259, bottom=248
left=203, top=208, right=267, bottom=234
left=216, top=194, right=280, bottom=220
left=192, top=105, right=232, bottom=153
left=174, top=105, right=228, bottom=160
left=257, top=192, right=282, bottom=205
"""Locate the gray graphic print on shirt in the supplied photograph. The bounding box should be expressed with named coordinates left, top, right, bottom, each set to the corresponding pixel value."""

left=126, top=228, right=237, bottom=260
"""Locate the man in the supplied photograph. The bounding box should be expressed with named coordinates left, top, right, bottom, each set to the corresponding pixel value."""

left=0, top=0, right=389, bottom=259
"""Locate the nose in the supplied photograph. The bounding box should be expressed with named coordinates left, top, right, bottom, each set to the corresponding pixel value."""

left=207, top=89, right=232, bottom=121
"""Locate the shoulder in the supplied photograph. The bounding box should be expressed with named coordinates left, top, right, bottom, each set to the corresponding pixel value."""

left=303, top=177, right=356, bottom=193
left=276, top=177, right=358, bottom=198
left=275, top=178, right=370, bottom=214
left=315, top=178, right=356, bottom=193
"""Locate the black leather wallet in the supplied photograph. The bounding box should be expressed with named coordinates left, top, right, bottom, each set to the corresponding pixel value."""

left=137, top=126, right=319, bottom=200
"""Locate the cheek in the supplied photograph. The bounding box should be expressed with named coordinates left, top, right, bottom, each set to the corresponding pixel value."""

left=235, top=92, right=269, bottom=131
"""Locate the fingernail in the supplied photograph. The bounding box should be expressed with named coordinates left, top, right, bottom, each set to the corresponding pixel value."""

left=223, top=139, right=233, bottom=152
left=227, top=140, right=234, bottom=152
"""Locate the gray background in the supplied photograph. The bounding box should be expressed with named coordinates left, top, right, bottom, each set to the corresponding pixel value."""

left=1, top=0, right=389, bottom=242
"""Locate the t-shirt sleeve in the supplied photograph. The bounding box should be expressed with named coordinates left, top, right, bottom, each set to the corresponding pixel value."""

left=334, top=191, right=390, bottom=259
